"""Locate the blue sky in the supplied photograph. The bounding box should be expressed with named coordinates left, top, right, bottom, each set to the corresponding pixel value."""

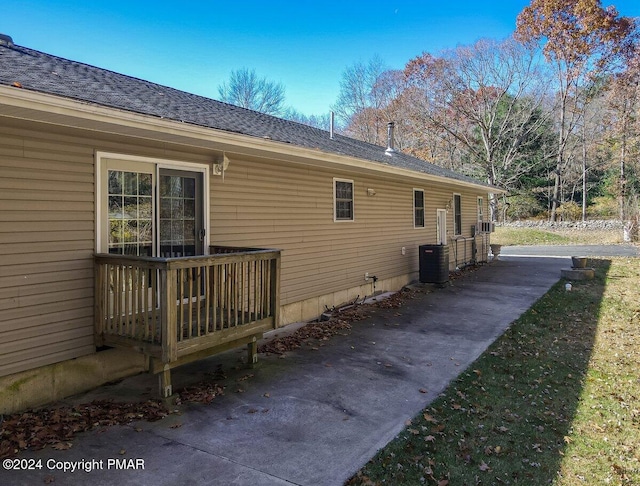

left=3, top=1, right=640, bottom=116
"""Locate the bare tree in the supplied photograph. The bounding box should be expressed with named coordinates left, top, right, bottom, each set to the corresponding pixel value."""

left=404, top=38, right=553, bottom=220
left=605, top=56, right=640, bottom=224
left=218, top=68, right=286, bottom=116
left=332, top=56, right=393, bottom=144
left=282, top=108, right=331, bottom=130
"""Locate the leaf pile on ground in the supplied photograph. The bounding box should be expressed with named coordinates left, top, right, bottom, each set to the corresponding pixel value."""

left=370, top=287, right=422, bottom=309
left=176, top=365, right=227, bottom=404
left=348, top=258, right=640, bottom=485
left=0, top=399, right=167, bottom=459
left=258, top=305, right=372, bottom=355
left=259, top=284, right=437, bottom=354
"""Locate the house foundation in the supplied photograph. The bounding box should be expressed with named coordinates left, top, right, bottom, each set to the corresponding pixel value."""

left=0, top=348, right=146, bottom=415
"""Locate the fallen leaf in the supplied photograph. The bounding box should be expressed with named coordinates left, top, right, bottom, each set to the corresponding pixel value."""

left=51, top=442, right=72, bottom=451
left=425, top=435, right=436, bottom=442
left=169, top=423, right=182, bottom=429
left=43, top=475, right=55, bottom=484
left=419, top=388, right=428, bottom=394
left=263, top=393, right=270, bottom=398
left=119, top=449, right=126, bottom=455
left=479, top=460, right=491, bottom=471
left=423, top=413, right=438, bottom=423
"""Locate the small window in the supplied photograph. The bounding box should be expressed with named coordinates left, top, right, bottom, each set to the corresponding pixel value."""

left=414, top=189, right=425, bottom=228
left=477, top=197, right=484, bottom=222
left=334, top=179, right=354, bottom=221
left=453, top=193, right=462, bottom=235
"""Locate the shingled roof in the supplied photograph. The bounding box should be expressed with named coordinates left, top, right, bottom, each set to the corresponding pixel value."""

left=0, top=38, right=492, bottom=189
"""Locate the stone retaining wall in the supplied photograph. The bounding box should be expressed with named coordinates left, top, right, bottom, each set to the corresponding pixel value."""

left=498, top=220, right=623, bottom=230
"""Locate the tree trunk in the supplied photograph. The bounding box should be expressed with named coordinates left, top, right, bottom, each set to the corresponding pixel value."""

left=550, top=165, right=561, bottom=222
left=582, top=133, right=587, bottom=222
left=620, top=135, right=626, bottom=221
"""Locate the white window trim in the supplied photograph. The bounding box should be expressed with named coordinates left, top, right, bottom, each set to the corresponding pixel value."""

left=477, top=196, right=484, bottom=222
left=333, top=177, right=354, bottom=222
left=413, top=188, right=425, bottom=229
left=453, top=192, right=462, bottom=236
left=95, top=151, right=211, bottom=254
left=437, top=208, right=447, bottom=245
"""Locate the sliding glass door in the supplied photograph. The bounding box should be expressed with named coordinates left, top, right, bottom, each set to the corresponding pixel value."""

left=101, top=158, right=205, bottom=258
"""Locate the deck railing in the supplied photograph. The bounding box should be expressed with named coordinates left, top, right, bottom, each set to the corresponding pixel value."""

left=94, top=247, right=281, bottom=381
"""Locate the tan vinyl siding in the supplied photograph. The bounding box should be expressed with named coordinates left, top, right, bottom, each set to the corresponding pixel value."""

left=0, top=126, right=96, bottom=377
left=0, top=117, right=491, bottom=377
left=210, top=157, right=487, bottom=305
left=0, top=121, right=213, bottom=377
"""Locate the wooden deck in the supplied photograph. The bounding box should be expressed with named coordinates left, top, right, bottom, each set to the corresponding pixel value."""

left=94, top=246, right=281, bottom=397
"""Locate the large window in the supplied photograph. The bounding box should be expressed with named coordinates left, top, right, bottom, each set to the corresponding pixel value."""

left=453, top=193, right=462, bottom=235
left=334, top=179, right=354, bottom=221
left=414, top=189, right=425, bottom=228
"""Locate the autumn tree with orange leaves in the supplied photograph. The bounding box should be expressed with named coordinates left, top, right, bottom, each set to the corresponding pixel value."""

left=515, top=0, right=637, bottom=221
left=403, top=38, right=552, bottom=219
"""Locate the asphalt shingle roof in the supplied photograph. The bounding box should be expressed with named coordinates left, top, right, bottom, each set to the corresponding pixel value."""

left=0, top=40, right=491, bottom=189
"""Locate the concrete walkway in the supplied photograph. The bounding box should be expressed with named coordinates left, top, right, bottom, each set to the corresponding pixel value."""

left=4, top=256, right=565, bottom=486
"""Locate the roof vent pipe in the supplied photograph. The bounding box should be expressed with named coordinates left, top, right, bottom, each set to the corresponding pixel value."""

left=330, top=111, right=335, bottom=140
left=385, top=121, right=396, bottom=155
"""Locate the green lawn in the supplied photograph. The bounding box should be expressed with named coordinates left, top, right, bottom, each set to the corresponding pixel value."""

left=491, top=226, right=624, bottom=246
left=348, top=258, right=640, bottom=485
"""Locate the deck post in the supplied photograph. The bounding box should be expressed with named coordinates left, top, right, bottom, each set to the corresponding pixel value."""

left=270, top=253, right=281, bottom=329
left=247, top=336, right=258, bottom=368
left=161, top=266, right=178, bottom=364
left=159, top=365, right=172, bottom=398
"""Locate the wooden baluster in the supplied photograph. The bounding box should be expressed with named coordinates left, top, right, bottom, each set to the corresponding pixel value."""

left=203, top=265, right=210, bottom=335
left=151, top=269, right=158, bottom=343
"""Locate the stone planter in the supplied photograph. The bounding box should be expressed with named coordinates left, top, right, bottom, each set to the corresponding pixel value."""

left=571, top=256, right=587, bottom=269
left=490, top=244, right=502, bottom=261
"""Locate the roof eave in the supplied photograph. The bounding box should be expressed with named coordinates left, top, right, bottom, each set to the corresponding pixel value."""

left=0, top=85, right=503, bottom=193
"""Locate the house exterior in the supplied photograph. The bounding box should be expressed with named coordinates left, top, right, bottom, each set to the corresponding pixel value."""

left=0, top=35, right=500, bottom=411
